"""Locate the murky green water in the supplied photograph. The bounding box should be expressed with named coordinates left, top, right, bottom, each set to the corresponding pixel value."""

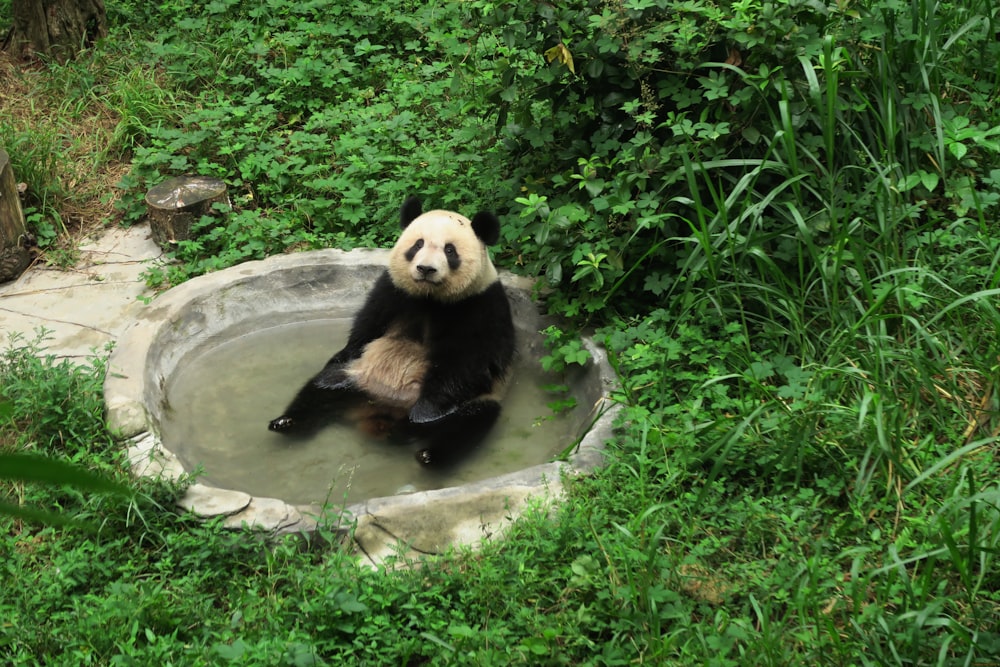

left=159, top=319, right=576, bottom=506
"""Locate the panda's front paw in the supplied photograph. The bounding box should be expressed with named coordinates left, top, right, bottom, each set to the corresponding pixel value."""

left=415, top=448, right=434, bottom=465
left=268, top=416, right=295, bottom=432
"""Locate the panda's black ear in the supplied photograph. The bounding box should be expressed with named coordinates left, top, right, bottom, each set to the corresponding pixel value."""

left=401, top=196, right=422, bottom=228
left=471, top=211, right=501, bottom=245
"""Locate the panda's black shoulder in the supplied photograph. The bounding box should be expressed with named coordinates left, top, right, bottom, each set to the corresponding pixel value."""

left=442, top=280, right=511, bottom=319
left=367, top=270, right=419, bottom=309
left=346, top=271, right=422, bottom=343
left=475, top=280, right=513, bottom=320
left=477, top=281, right=516, bottom=355
left=429, top=280, right=514, bottom=356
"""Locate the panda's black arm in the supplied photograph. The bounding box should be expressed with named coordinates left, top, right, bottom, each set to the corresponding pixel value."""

left=410, top=283, right=515, bottom=423
left=326, top=271, right=411, bottom=365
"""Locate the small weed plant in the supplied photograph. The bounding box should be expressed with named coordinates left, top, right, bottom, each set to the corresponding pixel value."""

left=1, top=0, right=998, bottom=663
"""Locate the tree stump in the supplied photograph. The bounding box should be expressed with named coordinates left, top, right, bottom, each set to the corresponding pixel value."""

left=0, top=149, right=31, bottom=283
left=145, top=176, right=229, bottom=250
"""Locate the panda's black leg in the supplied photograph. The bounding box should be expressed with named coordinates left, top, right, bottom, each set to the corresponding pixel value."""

left=268, top=365, right=362, bottom=435
left=268, top=383, right=334, bottom=434
left=411, top=398, right=501, bottom=466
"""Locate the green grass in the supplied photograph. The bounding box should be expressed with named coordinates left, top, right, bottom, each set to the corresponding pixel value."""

left=2, top=0, right=999, bottom=663
left=0, top=41, right=168, bottom=258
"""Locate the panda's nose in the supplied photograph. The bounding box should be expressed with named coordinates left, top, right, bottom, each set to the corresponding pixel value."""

left=416, top=265, right=437, bottom=277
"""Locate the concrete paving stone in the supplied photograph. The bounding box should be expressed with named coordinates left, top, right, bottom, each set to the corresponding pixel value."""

left=0, top=225, right=162, bottom=359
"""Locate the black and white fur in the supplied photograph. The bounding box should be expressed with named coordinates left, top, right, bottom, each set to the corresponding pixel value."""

left=268, top=196, right=515, bottom=465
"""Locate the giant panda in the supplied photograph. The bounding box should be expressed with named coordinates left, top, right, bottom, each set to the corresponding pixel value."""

left=268, top=196, right=515, bottom=465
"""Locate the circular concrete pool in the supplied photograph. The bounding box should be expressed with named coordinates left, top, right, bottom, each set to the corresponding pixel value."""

left=105, top=249, right=618, bottom=565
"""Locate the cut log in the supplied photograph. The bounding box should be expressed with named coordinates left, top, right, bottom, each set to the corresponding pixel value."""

left=145, top=176, right=229, bottom=249
left=0, top=149, right=31, bottom=283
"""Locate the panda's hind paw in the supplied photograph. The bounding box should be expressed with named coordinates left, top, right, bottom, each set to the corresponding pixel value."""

left=268, top=416, right=295, bottom=432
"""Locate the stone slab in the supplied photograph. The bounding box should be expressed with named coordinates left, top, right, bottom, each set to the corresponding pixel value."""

left=0, top=225, right=161, bottom=360
left=352, top=468, right=566, bottom=566
left=178, top=484, right=252, bottom=517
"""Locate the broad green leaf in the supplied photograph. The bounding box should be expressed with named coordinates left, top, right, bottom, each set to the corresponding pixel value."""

left=919, top=170, right=940, bottom=192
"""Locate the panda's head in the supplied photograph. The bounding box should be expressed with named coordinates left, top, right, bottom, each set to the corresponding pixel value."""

left=388, top=196, right=501, bottom=302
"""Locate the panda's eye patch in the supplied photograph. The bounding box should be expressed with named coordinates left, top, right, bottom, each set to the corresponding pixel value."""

left=404, top=239, right=424, bottom=262
left=444, top=243, right=461, bottom=270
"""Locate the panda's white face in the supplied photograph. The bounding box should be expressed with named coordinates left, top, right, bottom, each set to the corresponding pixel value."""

left=388, top=209, right=498, bottom=302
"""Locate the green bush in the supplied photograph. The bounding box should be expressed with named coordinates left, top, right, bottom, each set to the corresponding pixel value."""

left=462, top=0, right=1000, bottom=659
left=464, top=0, right=1000, bottom=317
left=115, top=0, right=511, bottom=285
left=0, top=334, right=114, bottom=460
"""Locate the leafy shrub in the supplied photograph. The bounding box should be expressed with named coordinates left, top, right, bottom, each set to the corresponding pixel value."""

left=0, top=333, right=113, bottom=459
left=0, top=333, right=140, bottom=527
left=464, top=0, right=1000, bottom=319
left=115, top=0, right=512, bottom=284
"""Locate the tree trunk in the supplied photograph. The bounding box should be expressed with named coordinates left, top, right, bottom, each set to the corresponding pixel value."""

left=4, top=0, right=108, bottom=62
left=0, top=150, right=32, bottom=283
